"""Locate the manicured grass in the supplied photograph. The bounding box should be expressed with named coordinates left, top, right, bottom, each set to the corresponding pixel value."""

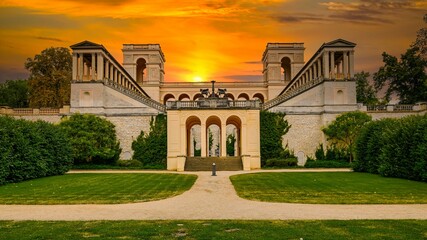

left=0, top=173, right=197, bottom=204
left=230, top=172, right=427, bottom=204
left=0, top=220, right=425, bottom=239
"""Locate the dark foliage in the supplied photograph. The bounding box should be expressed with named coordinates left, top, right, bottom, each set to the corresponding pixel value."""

left=59, top=113, right=121, bottom=165
left=132, top=114, right=167, bottom=169
left=265, top=158, right=298, bottom=167
left=0, top=80, right=29, bottom=108
left=0, top=116, right=73, bottom=185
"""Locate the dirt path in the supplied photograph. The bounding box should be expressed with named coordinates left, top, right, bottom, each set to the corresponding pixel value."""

left=0, top=169, right=426, bottom=220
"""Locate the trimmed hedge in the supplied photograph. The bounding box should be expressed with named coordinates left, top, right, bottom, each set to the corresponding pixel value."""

left=265, top=158, right=298, bottom=167
left=304, top=159, right=351, bottom=168
left=0, top=116, right=73, bottom=185
left=354, top=114, right=427, bottom=182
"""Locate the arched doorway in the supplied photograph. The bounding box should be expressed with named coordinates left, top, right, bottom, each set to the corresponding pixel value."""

left=253, top=93, right=265, bottom=103
left=163, top=94, right=176, bottom=104
left=226, top=115, right=242, bottom=156
left=206, top=116, right=221, bottom=157
left=136, top=58, right=147, bottom=83
left=281, top=57, right=291, bottom=81
left=186, top=116, right=201, bottom=157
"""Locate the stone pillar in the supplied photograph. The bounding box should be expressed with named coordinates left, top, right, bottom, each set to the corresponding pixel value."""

left=105, top=61, right=109, bottom=80
left=78, top=54, right=84, bottom=80
left=349, top=50, right=355, bottom=78
left=201, top=123, right=207, bottom=157
left=221, top=122, right=227, bottom=157
left=323, top=51, right=329, bottom=79
left=343, top=51, right=349, bottom=79
left=110, top=64, right=114, bottom=82
left=317, top=59, right=322, bottom=78
left=91, top=53, right=96, bottom=80
left=72, top=53, right=77, bottom=80
left=330, top=51, right=335, bottom=79
left=97, top=53, right=104, bottom=80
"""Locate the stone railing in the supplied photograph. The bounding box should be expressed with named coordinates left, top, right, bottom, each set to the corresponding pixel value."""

left=262, top=77, right=324, bottom=110
left=104, top=79, right=166, bottom=112
left=166, top=99, right=261, bottom=110
left=0, top=106, right=70, bottom=115
left=359, top=103, right=427, bottom=112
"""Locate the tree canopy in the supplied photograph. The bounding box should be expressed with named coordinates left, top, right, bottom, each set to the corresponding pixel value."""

left=25, top=47, right=72, bottom=108
left=322, top=111, right=372, bottom=163
left=412, top=14, right=427, bottom=59
left=355, top=71, right=378, bottom=105
left=0, top=79, right=29, bottom=108
left=260, top=111, right=291, bottom=165
left=373, top=47, right=427, bottom=104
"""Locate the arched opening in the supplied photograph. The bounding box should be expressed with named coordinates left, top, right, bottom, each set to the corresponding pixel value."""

left=226, top=116, right=242, bottom=156
left=281, top=57, right=291, bottom=82
left=237, top=93, right=249, bottom=100
left=226, top=93, right=235, bottom=101
left=253, top=93, right=265, bottom=103
left=206, top=116, right=221, bottom=157
left=193, top=93, right=203, bottom=100
left=186, top=116, right=201, bottom=156
left=136, top=58, right=147, bottom=84
left=335, top=90, right=345, bottom=104
left=179, top=94, right=191, bottom=101
left=163, top=94, right=176, bottom=104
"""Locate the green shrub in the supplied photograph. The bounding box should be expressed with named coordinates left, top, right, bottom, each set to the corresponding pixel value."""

left=132, top=114, right=167, bottom=168
left=354, top=114, right=427, bottom=182
left=116, top=160, right=143, bottom=168
left=304, top=159, right=351, bottom=168
left=313, top=143, right=350, bottom=162
left=265, top=158, right=298, bottom=168
left=0, top=116, right=72, bottom=185
left=59, top=113, right=121, bottom=165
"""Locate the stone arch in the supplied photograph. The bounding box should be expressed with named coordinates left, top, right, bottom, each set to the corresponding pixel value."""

left=163, top=93, right=176, bottom=104
left=136, top=58, right=147, bottom=83
left=186, top=116, right=202, bottom=156
left=226, top=115, right=242, bottom=156
left=237, top=93, right=250, bottom=100
left=179, top=93, right=191, bottom=101
left=226, top=93, right=235, bottom=101
left=252, top=93, right=265, bottom=103
left=281, top=57, right=291, bottom=82
left=193, top=93, right=204, bottom=100
left=206, top=116, right=222, bottom=157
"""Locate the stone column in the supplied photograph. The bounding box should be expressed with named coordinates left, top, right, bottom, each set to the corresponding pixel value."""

left=110, top=64, right=114, bottom=82
left=330, top=51, right=335, bottom=79
left=323, top=51, right=329, bottom=79
left=201, top=123, right=207, bottom=157
left=221, top=122, right=227, bottom=157
left=349, top=50, right=355, bottom=78
left=317, top=59, right=322, bottom=78
left=97, top=53, right=104, bottom=80
left=78, top=53, right=84, bottom=81
left=105, top=61, right=109, bottom=80
left=72, top=53, right=77, bottom=80
left=343, top=51, right=349, bottom=79
left=91, top=53, right=96, bottom=80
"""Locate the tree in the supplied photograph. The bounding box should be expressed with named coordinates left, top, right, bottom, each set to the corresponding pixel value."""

left=226, top=133, right=236, bottom=156
left=0, top=80, right=29, bottom=108
left=59, top=113, right=121, bottom=165
left=373, top=47, right=427, bottom=104
left=260, top=111, right=291, bottom=166
left=412, top=14, right=427, bottom=59
left=132, top=114, right=167, bottom=168
left=25, top=47, right=72, bottom=108
left=355, top=72, right=377, bottom=105
left=322, top=111, right=372, bottom=163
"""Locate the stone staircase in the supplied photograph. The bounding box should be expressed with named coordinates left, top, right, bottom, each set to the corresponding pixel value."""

left=184, top=157, right=243, bottom=171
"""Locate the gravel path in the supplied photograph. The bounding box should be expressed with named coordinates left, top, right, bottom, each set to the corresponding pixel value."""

left=0, top=169, right=426, bottom=221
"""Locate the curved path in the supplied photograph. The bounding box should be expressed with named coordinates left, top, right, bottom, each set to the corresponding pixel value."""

left=0, top=169, right=426, bottom=220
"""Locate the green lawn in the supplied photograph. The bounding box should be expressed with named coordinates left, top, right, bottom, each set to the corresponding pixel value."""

left=230, top=172, right=427, bottom=204
left=0, top=220, right=425, bottom=239
left=0, top=173, right=197, bottom=204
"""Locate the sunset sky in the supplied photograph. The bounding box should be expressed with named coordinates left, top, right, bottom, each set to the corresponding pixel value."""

left=0, top=0, right=425, bottom=83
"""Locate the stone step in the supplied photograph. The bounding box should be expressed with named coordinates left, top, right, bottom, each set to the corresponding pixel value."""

left=185, top=157, right=243, bottom=171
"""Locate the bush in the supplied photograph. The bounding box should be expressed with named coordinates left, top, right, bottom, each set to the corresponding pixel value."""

left=354, top=114, right=427, bottom=182
left=314, top=143, right=350, bottom=162
left=0, top=116, right=73, bottom=185
left=132, top=114, right=167, bottom=168
left=59, top=113, right=121, bottom=165
left=265, top=158, right=298, bottom=168
left=304, top=159, right=351, bottom=168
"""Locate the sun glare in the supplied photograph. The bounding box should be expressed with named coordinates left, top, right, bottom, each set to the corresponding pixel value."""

left=193, top=76, right=203, bottom=82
